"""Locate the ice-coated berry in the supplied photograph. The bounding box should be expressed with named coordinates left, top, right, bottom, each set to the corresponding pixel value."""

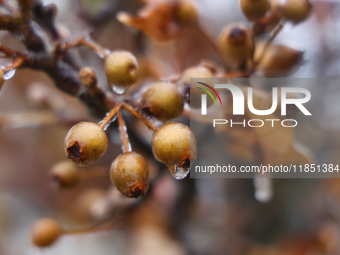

left=64, top=122, right=108, bottom=166
left=152, top=123, right=197, bottom=179
left=105, top=51, right=140, bottom=94
left=240, top=0, right=270, bottom=22
left=140, top=81, right=184, bottom=122
left=110, top=152, right=149, bottom=198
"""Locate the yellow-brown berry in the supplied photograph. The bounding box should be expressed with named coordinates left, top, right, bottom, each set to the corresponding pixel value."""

left=140, top=81, right=184, bottom=122
left=179, top=66, right=215, bottom=108
left=217, top=24, right=253, bottom=71
left=152, top=123, right=197, bottom=179
left=110, top=152, right=149, bottom=198
left=254, top=0, right=284, bottom=34
left=31, top=217, right=62, bottom=247
left=256, top=45, right=304, bottom=77
left=175, top=0, right=198, bottom=25
left=283, top=0, right=312, bottom=24
left=50, top=160, right=80, bottom=188
left=240, top=0, right=270, bottom=22
left=105, top=51, right=140, bottom=94
left=64, top=122, right=108, bottom=166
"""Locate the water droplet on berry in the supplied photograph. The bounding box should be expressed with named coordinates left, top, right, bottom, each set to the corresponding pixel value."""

left=170, top=165, right=190, bottom=180
left=3, top=68, right=16, bottom=80
left=111, top=84, right=128, bottom=95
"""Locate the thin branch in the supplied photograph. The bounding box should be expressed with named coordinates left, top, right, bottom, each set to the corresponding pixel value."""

left=254, top=19, right=286, bottom=67
left=249, top=24, right=257, bottom=71
left=63, top=36, right=110, bottom=58
left=0, top=44, right=20, bottom=58
left=117, top=111, right=130, bottom=153
left=122, top=102, right=158, bottom=131
left=99, top=102, right=123, bottom=129
left=63, top=215, right=123, bottom=235
left=3, top=56, right=24, bottom=72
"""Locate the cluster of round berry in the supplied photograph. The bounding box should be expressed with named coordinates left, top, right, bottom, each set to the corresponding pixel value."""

left=28, top=0, right=314, bottom=249
left=63, top=50, right=197, bottom=200
left=216, top=0, right=311, bottom=75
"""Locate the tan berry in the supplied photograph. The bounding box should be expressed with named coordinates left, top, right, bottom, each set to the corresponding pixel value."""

left=254, top=0, right=284, bottom=34
left=240, top=0, right=270, bottom=22
left=110, top=152, right=149, bottom=198
left=105, top=51, right=140, bottom=94
left=257, top=45, right=304, bottom=77
left=283, top=0, right=312, bottom=24
left=217, top=24, right=253, bottom=71
left=50, top=160, right=80, bottom=188
left=64, top=122, right=108, bottom=166
left=31, top=217, right=62, bottom=247
left=175, top=0, right=198, bottom=25
left=179, top=66, right=215, bottom=108
left=152, top=123, right=197, bottom=179
left=140, top=81, right=184, bottom=122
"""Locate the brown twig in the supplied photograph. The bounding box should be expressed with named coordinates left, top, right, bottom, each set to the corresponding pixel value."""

left=254, top=19, right=286, bottom=67
left=3, top=56, right=24, bottom=72
left=117, top=111, right=131, bottom=153
left=63, top=215, right=123, bottom=235
left=122, top=102, right=158, bottom=131
left=63, top=36, right=110, bottom=58
left=99, top=102, right=123, bottom=129
left=0, top=44, right=20, bottom=58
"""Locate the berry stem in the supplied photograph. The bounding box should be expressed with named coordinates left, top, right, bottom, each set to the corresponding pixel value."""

left=99, top=102, right=123, bottom=129
left=249, top=24, right=257, bottom=71
left=122, top=102, right=158, bottom=131
left=117, top=111, right=131, bottom=153
left=63, top=36, right=109, bottom=58
left=3, top=56, right=24, bottom=72
left=63, top=216, right=123, bottom=235
left=99, top=102, right=158, bottom=132
left=254, top=19, right=286, bottom=67
left=0, top=44, right=21, bottom=58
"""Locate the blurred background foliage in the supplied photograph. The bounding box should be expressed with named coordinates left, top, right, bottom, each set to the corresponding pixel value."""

left=1, top=0, right=340, bottom=254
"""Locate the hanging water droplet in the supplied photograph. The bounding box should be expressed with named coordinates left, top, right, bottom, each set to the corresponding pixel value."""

left=170, top=165, right=190, bottom=180
left=253, top=176, right=273, bottom=203
left=111, top=84, right=128, bottom=95
left=3, top=69, right=16, bottom=80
